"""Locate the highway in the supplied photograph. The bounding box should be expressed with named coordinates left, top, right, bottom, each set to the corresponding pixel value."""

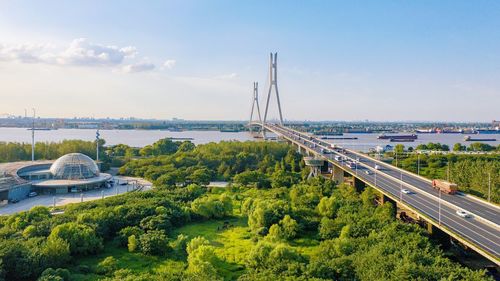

left=262, top=123, right=500, bottom=265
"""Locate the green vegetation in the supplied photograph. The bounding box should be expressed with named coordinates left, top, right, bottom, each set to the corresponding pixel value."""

left=0, top=139, right=111, bottom=170
left=388, top=142, right=500, bottom=203
left=0, top=141, right=492, bottom=280
left=119, top=141, right=304, bottom=187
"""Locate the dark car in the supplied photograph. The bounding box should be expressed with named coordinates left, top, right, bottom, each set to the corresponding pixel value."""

left=10, top=199, right=20, bottom=203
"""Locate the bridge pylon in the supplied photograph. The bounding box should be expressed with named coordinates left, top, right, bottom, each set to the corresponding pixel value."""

left=262, top=52, right=284, bottom=138
left=249, top=82, right=262, bottom=133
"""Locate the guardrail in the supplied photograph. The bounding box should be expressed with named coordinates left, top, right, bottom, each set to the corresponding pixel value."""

left=268, top=124, right=500, bottom=230
left=264, top=124, right=500, bottom=264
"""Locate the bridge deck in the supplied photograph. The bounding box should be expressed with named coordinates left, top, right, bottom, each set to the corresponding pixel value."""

left=259, top=122, right=500, bottom=265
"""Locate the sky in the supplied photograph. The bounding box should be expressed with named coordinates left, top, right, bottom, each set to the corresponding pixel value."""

left=0, top=1, right=499, bottom=122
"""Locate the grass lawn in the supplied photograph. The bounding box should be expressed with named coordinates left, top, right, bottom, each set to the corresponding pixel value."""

left=172, top=216, right=251, bottom=280
left=68, top=240, right=185, bottom=281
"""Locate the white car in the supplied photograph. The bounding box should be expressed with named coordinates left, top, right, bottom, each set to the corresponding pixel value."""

left=456, top=210, right=471, bottom=218
left=401, top=189, right=412, bottom=194
left=374, top=164, right=381, bottom=170
left=365, top=170, right=372, bottom=175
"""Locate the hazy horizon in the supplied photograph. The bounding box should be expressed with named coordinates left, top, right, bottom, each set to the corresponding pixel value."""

left=1, top=1, right=499, bottom=122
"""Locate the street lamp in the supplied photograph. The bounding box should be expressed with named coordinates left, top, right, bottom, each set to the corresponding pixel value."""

left=488, top=172, right=491, bottom=202
left=31, top=108, right=35, bottom=162
left=438, top=189, right=442, bottom=226
left=417, top=153, right=420, bottom=175
left=399, top=171, right=403, bottom=202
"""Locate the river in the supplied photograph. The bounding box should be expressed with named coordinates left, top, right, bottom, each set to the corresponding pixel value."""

left=0, top=127, right=499, bottom=151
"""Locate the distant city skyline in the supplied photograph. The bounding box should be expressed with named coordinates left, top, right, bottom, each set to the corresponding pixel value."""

left=1, top=1, right=499, bottom=122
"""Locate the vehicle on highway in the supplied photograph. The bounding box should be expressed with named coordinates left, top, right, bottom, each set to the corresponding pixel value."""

left=401, top=189, right=412, bottom=194
left=9, top=198, right=19, bottom=204
left=456, top=210, right=471, bottom=218
left=120, top=182, right=128, bottom=186
left=28, top=192, right=38, bottom=197
left=374, top=164, right=381, bottom=170
left=365, top=170, right=372, bottom=175
left=432, top=179, right=458, bottom=195
left=334, top=156, right=341, bottom=161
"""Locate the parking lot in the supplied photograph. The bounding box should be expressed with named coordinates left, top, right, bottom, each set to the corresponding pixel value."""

left=0, top=176, right=152, bottom=215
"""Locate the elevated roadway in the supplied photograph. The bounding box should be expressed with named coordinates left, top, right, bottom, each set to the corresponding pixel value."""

left=256, top=122, right=500, bottom=265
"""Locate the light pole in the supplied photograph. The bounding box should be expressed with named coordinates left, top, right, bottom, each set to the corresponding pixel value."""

left=96, top=129, right=100, bottom=168
left=447, top=161, right=450, bottom=182
left=374, top=168, right=377, bottom=187
left=488, top=172, right=491, bottom=202
left=399, top=171, right=403, bottom=202
left=31, top=108, right=35, bottom=162
left=417, top=153, right=420, bottom=175
left=438, top=189, right=442, bottom=226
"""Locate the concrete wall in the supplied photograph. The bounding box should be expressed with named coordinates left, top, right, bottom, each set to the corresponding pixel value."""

left=8, top=183, right=31, bottom=201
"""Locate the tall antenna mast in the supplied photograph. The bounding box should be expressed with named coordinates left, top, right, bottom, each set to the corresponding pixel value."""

left=262, top=52, right=284, bottom=126
left=249, top=82, right=262, bottom=130
left=96, top=129, right=100, bottom=169
left=31, top=108, right=35, bottom=162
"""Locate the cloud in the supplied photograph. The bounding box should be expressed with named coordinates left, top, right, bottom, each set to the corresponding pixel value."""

left=56, top=38, right=137, bottom=66
left=0, top=38, right=156, bottom=70
left=121, top=62, right=155, bottom=73
left=215, top=73, right=238, bottom=79
left=163, top=59, right=176, bottom=69
left=0, top=43, right=50, bottom=63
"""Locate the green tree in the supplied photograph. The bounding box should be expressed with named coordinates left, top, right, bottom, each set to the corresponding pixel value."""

left=139, top=230, right=170, bottom=256
left=279, top=215, right=299, bottom=240
left=453, top=143, right=466, bottom=152
left=48, top=223, right=103, bottom=255
left=186, top=236, right=210, bottom=255
left=128, top=235, right=138, bottom=252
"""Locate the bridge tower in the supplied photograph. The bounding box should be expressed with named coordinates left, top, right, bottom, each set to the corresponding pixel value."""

left=262, top=52, right=284, bottom=137
left=249, top=82, right=262, bottom=133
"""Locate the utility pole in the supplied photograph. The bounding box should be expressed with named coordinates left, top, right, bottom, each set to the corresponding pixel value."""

left=447, top=161, right=450, bottom=182
left=399, top=171, right=403, bottom=201
left=96, top=129, right=100, bottom=170
left=488, top=172, right=491, bottom=202
left=31, top=108, right=35, bottom=162
left=438, top=189, right=442, bottom=226
left=417, top=153, right=420, bottom=175
left=262, top=52, right=284, bottom=138
left=249, top=82, right=262, bottom=132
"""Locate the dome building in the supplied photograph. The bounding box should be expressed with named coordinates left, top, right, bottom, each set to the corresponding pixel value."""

left=50, top=153, right=100, bottom=180
left=7, top=153, right=113, bottom=196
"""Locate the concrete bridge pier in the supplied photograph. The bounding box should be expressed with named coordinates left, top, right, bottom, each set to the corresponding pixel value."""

left=332, top=165, right=344, bottom=184
left=426, top=222, right=452, bottom=249
left=354, top=177, right=366, bottom=193
left=380, top=194, right=397, bottom=217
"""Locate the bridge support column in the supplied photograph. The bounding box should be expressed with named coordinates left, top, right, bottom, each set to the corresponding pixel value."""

left=354, top=177, right=366, bottom=193
left=332, top=165, right=344, bottom=184
left=426, top=222, right=451, bottom=249
left=380, top=194, right=397, bottom=217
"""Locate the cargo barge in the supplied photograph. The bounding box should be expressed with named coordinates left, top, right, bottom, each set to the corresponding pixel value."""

left=463, top=136, right=497, bottom=142
left=377, top=134, right=418, bottom=140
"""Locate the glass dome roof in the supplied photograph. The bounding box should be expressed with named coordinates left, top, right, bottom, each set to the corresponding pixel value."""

left=50, top=153, right=99, bottom=180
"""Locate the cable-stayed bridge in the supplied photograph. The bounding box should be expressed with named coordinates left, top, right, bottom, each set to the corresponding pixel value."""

left=249, top=53, right=500, bottom=266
